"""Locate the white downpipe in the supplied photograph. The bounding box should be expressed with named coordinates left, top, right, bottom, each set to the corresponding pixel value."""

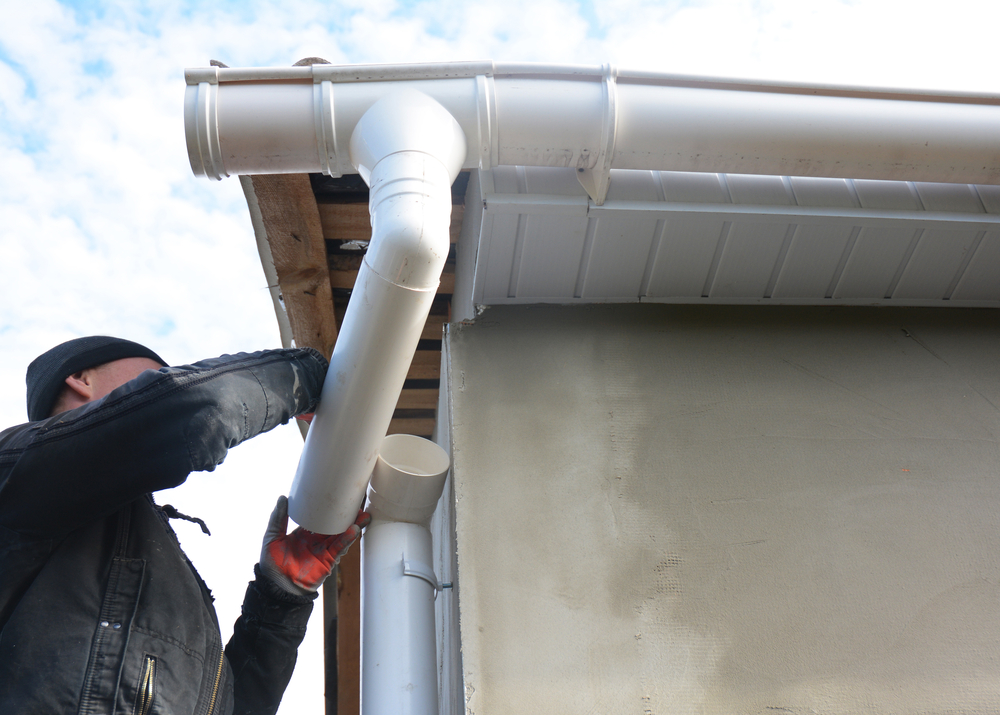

left=362, top=434, right=451, bottom=715
left=286, top=89, right=466, bottom=534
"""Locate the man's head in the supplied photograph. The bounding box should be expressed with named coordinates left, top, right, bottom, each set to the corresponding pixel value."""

left=26, top=336, right=166, bottom=421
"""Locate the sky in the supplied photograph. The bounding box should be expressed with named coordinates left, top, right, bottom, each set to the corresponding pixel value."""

left=1, top=0, right=998, bottom=712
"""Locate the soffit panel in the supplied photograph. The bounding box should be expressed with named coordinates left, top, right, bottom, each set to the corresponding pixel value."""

left=834, top=226, right=918, bottom=300
left=725, top=174, right=795, bottom=206
left=952, top=231, right=1000, bottom=301
left=658, top=171, right=729, bottom=203
left=787, top=177, right=859, bottom=208
left=603, top=170, right=663, bottom=202
left=893, top=228, right=984, bottom=300
left=709, top=221, right=791, bottom=298
left=471, top=168, right=1000, bottom=307
left=914, top=183, right=986, bottom=213
left=647, top=214, right=727, bottom=298
left=772, top=224, right=856, bottom=300
left=976, top=186, right=1000, bottom=213
left=478, top=213, right=520, bottom=302
left=853, top=179, right=923, bottom=211
left=582, top=213, right=660, bottom=299
left=515, top=214, right=590, bottom=299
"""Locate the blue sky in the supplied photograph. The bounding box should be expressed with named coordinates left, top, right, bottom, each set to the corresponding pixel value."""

left=2, top=1, right=999, bottom=712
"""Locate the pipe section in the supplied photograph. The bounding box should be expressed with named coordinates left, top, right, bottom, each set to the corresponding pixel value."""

left=185, top=62, right=1000, bottom=201
left=362, top=435, right=451, bottom=715
left=286, top=90, right=466, bottom=534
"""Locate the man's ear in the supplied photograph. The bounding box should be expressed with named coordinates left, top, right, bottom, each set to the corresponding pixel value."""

left=63, top=370, right=95, bottom=402
left=48, top=369, right=98, bottom=417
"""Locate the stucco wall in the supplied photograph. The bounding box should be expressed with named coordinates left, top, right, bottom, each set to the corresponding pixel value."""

left=447, top=305, right=1000, bottom=714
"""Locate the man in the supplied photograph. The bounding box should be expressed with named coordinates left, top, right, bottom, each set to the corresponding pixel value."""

left=0, top=336, right=368, bottom=715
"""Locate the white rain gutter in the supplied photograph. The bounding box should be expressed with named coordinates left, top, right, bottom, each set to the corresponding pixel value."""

left=186, top=62, right=1000, bottom=211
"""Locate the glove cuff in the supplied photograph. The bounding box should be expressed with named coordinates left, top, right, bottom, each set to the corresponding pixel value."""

left=258, top=560, right=320, bottom=598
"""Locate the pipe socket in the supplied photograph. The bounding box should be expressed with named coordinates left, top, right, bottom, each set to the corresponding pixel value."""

left=367, top=434, right=450, bottom=526
left=349, top=88, right=467, bottom=185
left=364, top=153, right=456, bottom=290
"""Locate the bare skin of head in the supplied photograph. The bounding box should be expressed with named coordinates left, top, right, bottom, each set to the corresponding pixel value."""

left=49, top=357, right=164, bottom=417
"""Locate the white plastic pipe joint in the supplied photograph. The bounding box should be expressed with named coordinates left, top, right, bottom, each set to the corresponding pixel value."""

left=363, top=434, right=451, bottom=715
left=287, top=90, right=467, bottom=535
left=366, top=434, right=452, bottom=525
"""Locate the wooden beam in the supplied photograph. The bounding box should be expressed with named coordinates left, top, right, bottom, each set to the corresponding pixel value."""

left=333, top=547, right=361, bottom=715
left=451, top=204, right=465, bottom=243
left=396, top=388, right=440, bottom=410
left=387, top=417, right=437, bottom=436
left=407, top=350, right=441, bottom=380
left=328, top=254, right=364, bottom=272
left=317, top=203, right=371, bottom=241
left=330, top=269, right=456, bottom=294
left=322, top=584, right=338, bottom=713
left=250, top=174, right=338, bottom=357
left=319, top=203, right=465, bottom=244
left=421, top=314, right=447, bottom=340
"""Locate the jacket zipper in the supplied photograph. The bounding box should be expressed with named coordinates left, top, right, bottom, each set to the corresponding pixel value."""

left=206, top=647, right=225, bottom=715
left=134, top=656, right=156, bottom=715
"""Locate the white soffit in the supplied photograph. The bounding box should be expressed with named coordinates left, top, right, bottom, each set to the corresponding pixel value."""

left=470, top=168, right=1000, bottom=307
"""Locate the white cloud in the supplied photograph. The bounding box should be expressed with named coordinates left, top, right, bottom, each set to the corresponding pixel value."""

left=2, top=1, right=999, bottom=712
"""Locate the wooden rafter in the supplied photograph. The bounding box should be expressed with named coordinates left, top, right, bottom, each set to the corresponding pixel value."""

left=250, top=174, right=339, bottom=357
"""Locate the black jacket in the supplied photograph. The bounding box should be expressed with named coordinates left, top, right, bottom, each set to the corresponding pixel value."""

left=0, top=348, right=329, bottom=715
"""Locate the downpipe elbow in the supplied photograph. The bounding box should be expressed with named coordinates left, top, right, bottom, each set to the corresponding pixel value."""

left=364, top=152, right=456, bottom=290
left=349, top=89, right=467, bottom=290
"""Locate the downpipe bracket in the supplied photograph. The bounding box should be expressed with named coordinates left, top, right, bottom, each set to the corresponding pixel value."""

left=401, top=557, right=452, bottom=596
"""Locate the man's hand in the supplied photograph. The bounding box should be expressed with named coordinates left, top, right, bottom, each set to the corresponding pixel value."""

left=259, top=495, right=371, bottom=596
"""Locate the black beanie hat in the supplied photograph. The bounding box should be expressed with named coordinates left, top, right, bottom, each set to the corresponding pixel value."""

left=26, top=336, right=167, bottom=421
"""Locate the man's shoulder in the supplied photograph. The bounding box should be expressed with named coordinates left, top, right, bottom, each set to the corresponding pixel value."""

left=0, top=421, right=36, bottom=460
left=0, top=412, right=87, bottom=463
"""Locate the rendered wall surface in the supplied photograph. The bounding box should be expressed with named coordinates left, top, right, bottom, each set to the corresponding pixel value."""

left=447, top=305, right=1000, bottom=715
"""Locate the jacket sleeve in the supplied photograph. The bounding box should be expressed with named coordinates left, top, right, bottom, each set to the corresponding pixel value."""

left=0, top=348, right=328, bottom=538
left=225, top=565, right=317, bottom=715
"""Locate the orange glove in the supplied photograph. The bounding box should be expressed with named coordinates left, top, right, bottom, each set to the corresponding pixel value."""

left=259, top=495, right=371, bottom=596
